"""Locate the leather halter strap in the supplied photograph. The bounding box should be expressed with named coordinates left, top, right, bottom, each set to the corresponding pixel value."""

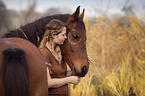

left=18, top=28, right=29, bottom=40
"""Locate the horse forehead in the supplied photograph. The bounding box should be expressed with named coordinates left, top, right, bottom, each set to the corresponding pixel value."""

left=77, top=23, right=86, bottom=37
left=77, top=18, right=86, bottom=31
left=75, top=19, right=86, bottom=40
left=67, top=17, right=86, bottom=36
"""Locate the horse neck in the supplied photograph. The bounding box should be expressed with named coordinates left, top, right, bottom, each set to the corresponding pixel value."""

left=20, top=14, right=70, bottom=47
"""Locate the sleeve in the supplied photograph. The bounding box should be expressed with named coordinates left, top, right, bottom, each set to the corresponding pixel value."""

left=40, top=48, right=52, bottom=74
left=40, top=48, right=51, bottom=63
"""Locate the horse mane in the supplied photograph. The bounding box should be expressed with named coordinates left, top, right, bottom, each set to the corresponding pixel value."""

left=2, top=14, right=70, bottom=47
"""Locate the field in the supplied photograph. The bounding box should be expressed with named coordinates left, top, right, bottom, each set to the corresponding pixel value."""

left=0, top=5, right=144, bottom=95
left=0, top=1, right=145, bottom=96
left=69, top=16, right=145, bottom=96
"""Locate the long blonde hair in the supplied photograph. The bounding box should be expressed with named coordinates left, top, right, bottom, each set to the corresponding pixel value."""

left=39, top=19, right=66, bottom=49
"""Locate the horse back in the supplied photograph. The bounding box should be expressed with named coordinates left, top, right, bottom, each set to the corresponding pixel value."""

left=0, top=38, right=48, bottom=96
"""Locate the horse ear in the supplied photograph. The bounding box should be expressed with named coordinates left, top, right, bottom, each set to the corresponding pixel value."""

left=79, top=9, right=85, bottom=19
left=70, top=6, right=80, bottom=21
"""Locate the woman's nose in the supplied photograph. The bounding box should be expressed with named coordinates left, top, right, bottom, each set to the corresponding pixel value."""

left=64, top=35, right=67, bottom=39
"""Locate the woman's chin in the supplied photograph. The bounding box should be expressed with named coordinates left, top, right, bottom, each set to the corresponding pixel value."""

left=57, top=43, right=63, bottom=45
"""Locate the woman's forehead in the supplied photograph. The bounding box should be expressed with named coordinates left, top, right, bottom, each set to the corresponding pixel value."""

left=60, top=29, right=66, bottom=34
left=61, top=27, right=66, bottom=30
left=61, top=27, right=66, bottom=31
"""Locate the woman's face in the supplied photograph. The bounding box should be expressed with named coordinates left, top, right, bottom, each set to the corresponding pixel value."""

left=53, top=27, right=67, bottom=45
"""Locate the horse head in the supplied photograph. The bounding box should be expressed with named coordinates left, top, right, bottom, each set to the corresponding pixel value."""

left=61, top=6, right=89, bottom=77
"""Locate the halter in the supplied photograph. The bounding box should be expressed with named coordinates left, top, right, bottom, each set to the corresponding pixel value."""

left=18, top=28, right=40, bottom=44
left=18, top=28, right=29, bottom=40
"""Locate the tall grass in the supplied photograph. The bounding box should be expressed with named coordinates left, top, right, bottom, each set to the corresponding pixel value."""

left=70, top=16, right=145, bottom=96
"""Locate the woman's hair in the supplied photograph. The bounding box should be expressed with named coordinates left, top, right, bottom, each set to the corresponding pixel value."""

left=39, top=19, right=66, bottom=49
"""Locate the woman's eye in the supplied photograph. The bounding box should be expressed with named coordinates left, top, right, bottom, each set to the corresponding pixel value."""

left=63, top=34, right=66, bottom=36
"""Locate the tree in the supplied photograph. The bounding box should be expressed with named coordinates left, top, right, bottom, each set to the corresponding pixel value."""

left=0, top=1, right=11, bottom=36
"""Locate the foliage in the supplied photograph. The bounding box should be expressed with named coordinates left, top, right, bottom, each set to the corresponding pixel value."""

left=70, top=16, right=145, bottom=96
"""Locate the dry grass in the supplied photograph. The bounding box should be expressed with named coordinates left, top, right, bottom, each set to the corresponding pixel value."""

left=70, top=16, right=145, bottom=96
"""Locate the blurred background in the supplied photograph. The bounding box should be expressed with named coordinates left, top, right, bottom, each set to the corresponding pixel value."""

left=0, top=0, right=145, bottom=96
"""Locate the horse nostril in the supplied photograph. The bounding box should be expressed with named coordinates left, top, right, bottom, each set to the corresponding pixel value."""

left=81, top=66, right=87, bottom=73
left=74, top=66, right=88, bottom=77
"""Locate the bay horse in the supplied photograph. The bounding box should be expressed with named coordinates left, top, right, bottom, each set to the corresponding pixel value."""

left=0, top=38, right=48, bottom=96
left=1, top=6, right=89, bottom=77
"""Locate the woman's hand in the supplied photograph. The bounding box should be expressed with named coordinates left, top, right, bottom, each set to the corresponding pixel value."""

left=88, top=56, right=91, bottom=64
left=69, top=76, right=80, bottom=85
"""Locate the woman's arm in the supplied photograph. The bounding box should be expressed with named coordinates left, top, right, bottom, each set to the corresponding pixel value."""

left=66, top=69, right=72, bottom=77
left=47, top=68, right=80, bottom=88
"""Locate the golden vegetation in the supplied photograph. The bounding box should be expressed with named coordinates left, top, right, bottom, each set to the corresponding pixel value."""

left=70, top=16, right=145, bottom=96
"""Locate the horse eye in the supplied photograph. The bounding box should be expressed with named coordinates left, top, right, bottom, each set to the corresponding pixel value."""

left=72, top=34, right=79, bottom=39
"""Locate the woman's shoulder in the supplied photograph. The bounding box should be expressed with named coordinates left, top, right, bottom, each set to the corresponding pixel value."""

left=40, top=47, right=52, bottom=57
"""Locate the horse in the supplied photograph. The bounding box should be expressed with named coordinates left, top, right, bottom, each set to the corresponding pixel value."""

left=0, top=38, right=48, bottom=96
left=1, top=6, right=89, bottom=77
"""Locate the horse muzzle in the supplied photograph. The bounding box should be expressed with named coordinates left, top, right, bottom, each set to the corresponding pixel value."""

left=74, top=65, right=88, bottom=77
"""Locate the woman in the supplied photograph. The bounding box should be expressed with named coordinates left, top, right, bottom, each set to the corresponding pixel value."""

left=39, top=19, right=80, bottom=96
